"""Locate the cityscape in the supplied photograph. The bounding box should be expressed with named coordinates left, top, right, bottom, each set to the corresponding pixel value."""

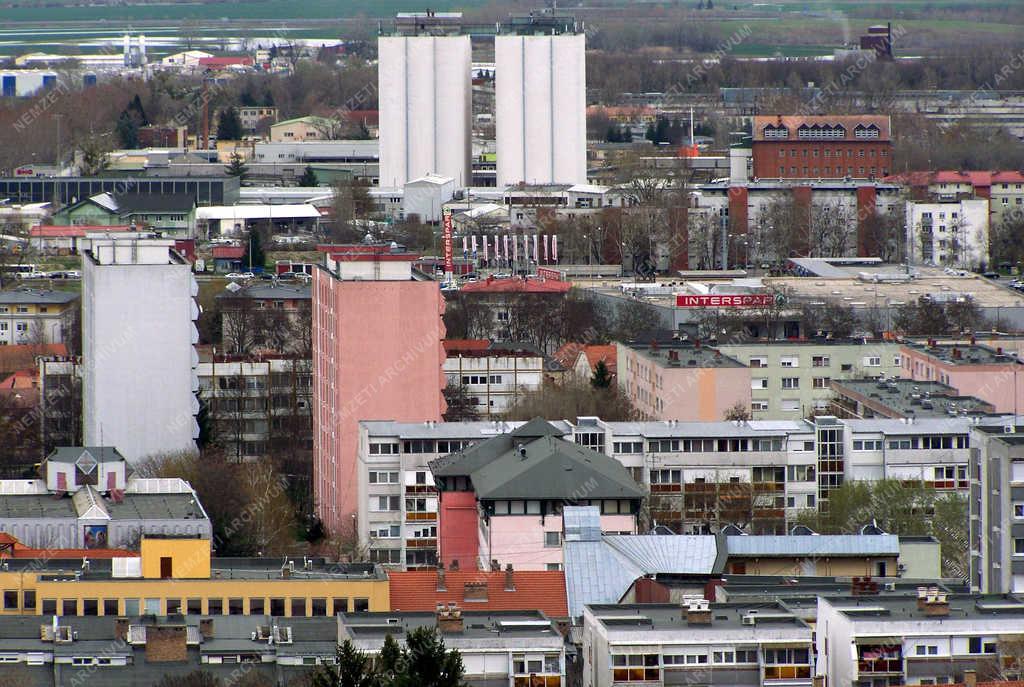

left=2, top=1, right=1024, bottom=686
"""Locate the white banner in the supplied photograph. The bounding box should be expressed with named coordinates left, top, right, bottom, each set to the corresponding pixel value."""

left=552, top=235, right=558, bottom=262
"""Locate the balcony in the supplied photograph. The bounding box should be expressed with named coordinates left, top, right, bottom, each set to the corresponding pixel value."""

left=405, top=512, right=437, bottom=523
left=405, top=484, right=436, bottom=495
left=764, top=665, right=812, bottom=680
left=651, top=483, right=682, bottom=494
left=405, top=538, right=437, bottom=549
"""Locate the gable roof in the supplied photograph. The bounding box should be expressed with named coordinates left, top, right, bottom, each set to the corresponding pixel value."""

left=0, top=343, right=69, bottom=375
left=431, top=422, right=644, bottom=501
left=752, top=115, right=891, bottom=142
left=388, top=569, right=568, bottom=618
left=212, top=245, right=245, bottom=259
left=46, top=446, right=125, bottom=464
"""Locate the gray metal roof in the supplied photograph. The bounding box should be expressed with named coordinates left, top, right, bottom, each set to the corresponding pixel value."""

left=105, top=493, right=207, bottom=521
left=0, top=494, right=77, bottom=518
left=46, top=446, right=125, bottom=464
left=217, top=283, right=311, bottom=300
left=0, top=288, right=79, bottom=305
left=725, top=534, right=900, bottom=557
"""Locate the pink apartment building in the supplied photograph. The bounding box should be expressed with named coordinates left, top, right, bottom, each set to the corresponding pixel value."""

left=313, top=244, right=447, bottom=538
left=616, top=341, right=751, bottom=421
left=899, top=340, right=1024, bottom=414
left=430, top=419, right=644, bottom=571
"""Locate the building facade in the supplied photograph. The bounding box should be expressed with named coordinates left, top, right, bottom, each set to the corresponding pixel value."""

left=443, top=340, right=548, bottom=418
left=82, top=237, right=198, bottom=462
left=905, top=198, right=990, bottom=269
left=899, top=341, right=1024, bottom=414
left=969, top=424, right=1024, bottom=595
left=751, top=115, right=893, bottom=181
left=312, top=244, right=447, bottom=539
left=0, top=288, right=78, bottom=346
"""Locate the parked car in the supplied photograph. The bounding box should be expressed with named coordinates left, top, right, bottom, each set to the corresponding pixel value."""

left=18, top=271, right=48, bottom=279
left=225, top=272, right=255, bottom=280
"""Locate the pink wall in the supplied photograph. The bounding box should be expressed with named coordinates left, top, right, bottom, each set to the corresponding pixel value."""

left=619, top=346, right=751, bottom=421
left=482, top=514, right=637, bottom=571
left=313, top=271, right=447, bottom=537
left=900, top=346, right=1024, bottom=414
left=439, top=491, right=479, bottom=569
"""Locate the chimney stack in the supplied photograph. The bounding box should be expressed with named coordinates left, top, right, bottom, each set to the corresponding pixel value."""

left=114, top=617, right=130, bottom=642
left=199, top=618, right=214, bottom=639
left=436, top=602, right=464, bottom=634
left=921, top=587, right=949, bottom=617
left=436, top=563, right=447, bottom=592
left=504, top=563, right=516, bottom=592
left=450, top=559, right=459, bottom=571
left=685, top=599, right=712, bottom=625
left=490, top=559, right=500, bottom=572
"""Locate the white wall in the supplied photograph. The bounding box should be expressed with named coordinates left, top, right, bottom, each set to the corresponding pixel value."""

left=495, top=34, right=587, bottom=187
left=378, top=35, right=472, bottom=188
left=906, top=199, right=990, bottom=269
left=83, top=243, right=198, bottom=462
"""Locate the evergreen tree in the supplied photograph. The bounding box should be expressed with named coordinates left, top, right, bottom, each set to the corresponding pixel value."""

left=216, top=106, right=243, bottom=141
left=591, top=359, right=613, bottom=389
left=311, top=640, right=376, bottom=687
left=622, top=126, right=633, bottom=143
left=298, top=166, right=319, bottom=187
left=243, top=228, right=265, bottom=272
left=645, top=123, right=656, bottom=142
left=225, top=152, right=248, bottom=181
left=128, top=94, right=150, bottom=126
left=115, top=112, right=140, bottom=149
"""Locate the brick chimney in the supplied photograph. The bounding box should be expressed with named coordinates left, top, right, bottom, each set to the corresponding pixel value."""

left=921, top=588, right=949, bottom=617
left=490, top=559, right=500, bottom=572
left=463, top=581, right=488, bottom=602
left=199, top=618, right=214, bottom=639
left=114, top=617, right=130, bottom=642
left=144, top=625, right=188, bottom=663
left=504, top=563, right=516, bottom=592
left=436, top=563, right=447, bottom=592
left=450, top=559, right=459, bottom=571
left=685, top=599, right=712, bottom=626
left=436, top=602, right=464, bottom=634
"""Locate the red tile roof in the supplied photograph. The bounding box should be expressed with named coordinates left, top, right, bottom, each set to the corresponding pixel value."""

left=752, top=115, right=891, bottom=141
left=460, top=277, right=572, bottom=294
left=884, top=170, right=1024, bottom=187
left=212, top=245, right=245, bottom=259
left=443, top=339, right=491, bottom=353
left=388, top=569, right=569, bottom=618
left=582, top=345, right=617, bottom=375
left=30, top=225, right=132, bottom=238
left=0, top=533, right=135, bottom=559
left=0, top=343, right=69, bottom=375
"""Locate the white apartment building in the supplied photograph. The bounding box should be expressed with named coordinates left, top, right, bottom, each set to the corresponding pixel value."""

left=969, top=422, right=1024, bottom=595
left=82, top=237, right=199, bottom=462
left=905, top=199, right=990, bottom=269
left=581, top=601, right=814, bottom=687
left=356, top=415, right=994, bottom=566
left=443, top=342, right=547, bottom=418
left=817, top=593, right=1024, bottom=686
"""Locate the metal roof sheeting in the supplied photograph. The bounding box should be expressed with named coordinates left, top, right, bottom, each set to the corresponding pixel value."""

left=725, top=534, right=900, bottom=557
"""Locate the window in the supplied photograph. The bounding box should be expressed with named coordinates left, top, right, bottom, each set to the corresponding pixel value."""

left=1015, top=538, right=1024, bottom=555
left=648, top=439, right=680, bottom=453
left=229, top=598, right=244, bottom=615
left=369, top=471, right=399, bottom=484
left=62, top=599, right=78, bottom=616
left=208, top=598, right=223, bottom=615
left=249, top=598, right=265, bottom=614
left=372, top=525, right=401, bottom=539
left=781, top=399, right=800, bottom=412
left=752, top=378, right=768, bottom=390
left=749, top=356, right=767, bottom=368
left=812, top=377, right=831, bottom=389
left=291, top=598, right=307, bottom=617
left=763, top=648, right=810, bottom=665
left=371, top=496, right=400, bottom=512
left=369, top=443, right=398, bottom=455
left=166, top=598, right=181, bottom=615
left=370, top=549, right=401, bottom=564
left=403, top=440, right=435, bottom=453
left=613, top=441, right=643, bottom=454
left=787, top=465, right=816, bottom=482
left=853, top=439, right=883, bottom=451
left=781, top=377, right=799, bottom=389
left=650, top=468, right=682, bottom=485
left=187, top=598, right=201, bottom=614
left=354, top=598, right=369, bottom=612
left=42, top=599, right=57, bottom=615
left=752, top=400, right=769, bottom=412
left=270, top=598, right=286, bottom=616
left=611, top=654, right=660, bottom=682
left=812, top=355, right=830, bottom=367
left=1013, top=503, right=1024, bottom=518
left=2, top=590, right=17, bottom=610
left=864, top=356, right=881, bottom=367
left=103, top=599, right=118, bottom=615
left=312, top=598, right=327, bottom=616
left=915, top=645, right=939, bottom=656
left=544, top=531, right=561, bottom=547
left=780, top=355, right=799, bottom=368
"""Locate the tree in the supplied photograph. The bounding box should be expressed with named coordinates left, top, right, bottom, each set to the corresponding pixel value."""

left=799, top=301, right=858, bottom=339
left=989, top=211, right=1024, bottom=270
left=796, top=479, right=968, bottom=578
left=225, top=152, right=249, bottom=180
left=77, top=135, right=111, bottom=175
left=243, top=228, right=266, bottom=272
left=312, top=639, right=377, bottom=687
left=723, top=401, right=750, bottom=421
left=312, top=629, right=467, bottom=687
left=298, top=166, right=319, bottom=187
left=330, top=178, right=373, bottom=242
left=155, top=670, right=221, bottom=687
left=115, top=111, right=139, bottom=149
left=504, top=378, right=638, bottom=422
left=591, top=359, right=613, bottom=388
left=609, top=301, right=665, bottom=342
left=216, top=106, right=243, bottom=141
left=442, top=382, right=481, bottom=422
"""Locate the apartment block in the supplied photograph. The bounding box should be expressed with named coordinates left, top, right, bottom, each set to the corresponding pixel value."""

left=312, top=244, right=446, bottom=538
left=581, top=601, right=814, bottom=687
left=359, top=415, right=987, bottom=552
left=616, top=341, right=750, bottom=421
left=899, top=341, right=1024, bottom=414
left=339, top=608, right=565, bottom=687
left=195, top=349, right=312, bottom=460
left=716, top=340, right=904, bottom=420
left=443, top=339, right=549, bottom=418
left=816, top=593, right=1024, bottom=686
left=82, top=237, right=198, bottom=462
left=0, top=288, right=78, bottom=346
left=969, top=423, right=1024, bottom=594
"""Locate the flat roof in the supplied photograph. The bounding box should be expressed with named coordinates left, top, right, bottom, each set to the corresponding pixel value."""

left=623, top=341, right=745, bottom=369
left=903, top=341, right=1022, bottom=366
left=829, top=594, right=1024, bottom=621
left=586, top=602, right=808, bottom=632
left=0, top=288, right=79, bottom=305
left=832, top=377, right=996, bottom=418
left=339, top=610, right=558, bottom=640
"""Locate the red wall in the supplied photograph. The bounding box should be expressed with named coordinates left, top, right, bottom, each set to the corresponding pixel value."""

left=439, top=491, right=479, bottom=569
left=752, top=141, right=892, bottom=180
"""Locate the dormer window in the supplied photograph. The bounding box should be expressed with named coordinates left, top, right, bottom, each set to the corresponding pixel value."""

left=763, top=125, right=789, bottom=139
left=855, top=124, right=880, bottom=139
left=76, top=451, right=98, bottom=485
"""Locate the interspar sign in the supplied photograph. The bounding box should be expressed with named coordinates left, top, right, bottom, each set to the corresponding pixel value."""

left=676, top=294, right=776, bottom=308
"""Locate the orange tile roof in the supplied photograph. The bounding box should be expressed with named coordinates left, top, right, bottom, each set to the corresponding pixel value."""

left=583, top=345, right=617, bottom=375
left=388, top=569, right=569, bottom=618
left=0, top=533, right=135, bottom=559
left=0, top=343, right=69, bottom=375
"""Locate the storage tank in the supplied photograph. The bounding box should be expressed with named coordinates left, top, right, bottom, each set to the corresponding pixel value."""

left=495, top=32, right=586, bottom=187
left=378, top=34, right=471, bottom=188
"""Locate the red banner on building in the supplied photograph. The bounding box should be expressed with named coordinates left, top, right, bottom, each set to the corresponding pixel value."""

left=537, top=267, right=562, bottom=281
left=676, top=293, right=775, bottom=308
left=442, top=210, right=454, bottom=275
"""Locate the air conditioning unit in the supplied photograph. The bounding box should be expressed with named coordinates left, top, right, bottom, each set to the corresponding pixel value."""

left=741, top=615, right=756, bottom=626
